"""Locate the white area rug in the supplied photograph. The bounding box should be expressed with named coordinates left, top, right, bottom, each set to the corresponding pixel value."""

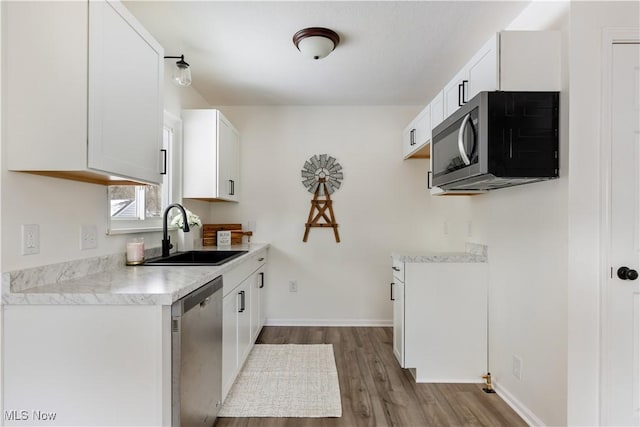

left=218, top=344, right=342, bottom=418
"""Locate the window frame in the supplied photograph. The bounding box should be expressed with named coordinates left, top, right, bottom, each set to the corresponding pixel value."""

left=106, top=111, right=182, bottom=235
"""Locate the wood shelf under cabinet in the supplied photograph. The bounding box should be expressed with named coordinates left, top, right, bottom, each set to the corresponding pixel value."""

left=409, top=144, right=430, bottom=159
left=24, top=171, right=149, bottom=186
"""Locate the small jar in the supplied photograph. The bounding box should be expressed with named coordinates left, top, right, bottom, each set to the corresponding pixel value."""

left=126, top=238, right=145, bottom=265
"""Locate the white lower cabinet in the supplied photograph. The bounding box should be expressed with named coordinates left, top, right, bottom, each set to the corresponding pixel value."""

left=2, top=248, right=269, bottom=425
left=392, top=281, right=405, bottom=365
left=3, top=304, right=172, bottom=426
left=392, top=260, right=488, bottom=383
left=221, top=251, right=267, bottom=401
left=250, top=267, right=266, bottom=342
left=222, top=280, right=251, bottom=399
left=222, top=288, right=240, bottom=399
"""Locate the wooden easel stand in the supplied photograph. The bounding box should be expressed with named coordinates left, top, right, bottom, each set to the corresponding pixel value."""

left=303, top=179, right=340, bottom=243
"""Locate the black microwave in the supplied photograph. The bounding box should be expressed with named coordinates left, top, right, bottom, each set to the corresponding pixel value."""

left=431, top=91, right=559, bottom=191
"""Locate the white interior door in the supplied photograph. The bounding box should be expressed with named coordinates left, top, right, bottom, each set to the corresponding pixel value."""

left=605, top=41, right=640, bottom=426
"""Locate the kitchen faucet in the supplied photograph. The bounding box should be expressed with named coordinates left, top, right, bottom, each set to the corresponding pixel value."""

left=162, top=203, right=190, bottom=257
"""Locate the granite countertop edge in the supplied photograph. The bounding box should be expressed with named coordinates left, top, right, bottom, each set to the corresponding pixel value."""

left=2, top=243, right=269, bottom=306
left=391, top=243, right=488, bottom=263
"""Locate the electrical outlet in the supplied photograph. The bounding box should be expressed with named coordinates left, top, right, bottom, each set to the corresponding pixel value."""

left=247, top=221, right=256, bottom=233
left=443, top=220, right=449, bottom=235
left=80, top=224, right=98, bottom=250
left=467, top=220, right=473, bottom=237
left=21, top=224, right=40, bottom=255
left=512, top=355, right=523, bottom=380
left=289, top=280, right=298, bottom=292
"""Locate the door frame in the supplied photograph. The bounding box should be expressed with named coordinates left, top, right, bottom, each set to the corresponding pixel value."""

left=599, top=27, right=640, bottom=426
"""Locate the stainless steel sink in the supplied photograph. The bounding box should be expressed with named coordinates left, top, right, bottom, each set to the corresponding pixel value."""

left=142, top=250, right=248, bottom=266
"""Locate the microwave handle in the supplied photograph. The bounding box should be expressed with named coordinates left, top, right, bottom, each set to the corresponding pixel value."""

left=457, top=113, right=472, bottom=166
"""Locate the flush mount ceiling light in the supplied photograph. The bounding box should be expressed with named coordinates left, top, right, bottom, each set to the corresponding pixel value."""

left=164, top=55, right=191, bottom=87
left=292, top=27, right=340, bottom=60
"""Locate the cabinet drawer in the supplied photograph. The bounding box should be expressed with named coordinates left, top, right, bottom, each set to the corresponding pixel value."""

left=223, top=249, right=267, bottom=296
left=392, top=259, right=404, bottom=283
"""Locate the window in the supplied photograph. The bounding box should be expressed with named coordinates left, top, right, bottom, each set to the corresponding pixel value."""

left=107, top=112, right=182, bottom=234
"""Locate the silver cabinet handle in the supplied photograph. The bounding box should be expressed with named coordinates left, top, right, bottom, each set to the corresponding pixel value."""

left=457, top=113, right=472, bottom=166
left=238, top=291, right=246, bottom=313
left=160, top=149, right=168, bottom=175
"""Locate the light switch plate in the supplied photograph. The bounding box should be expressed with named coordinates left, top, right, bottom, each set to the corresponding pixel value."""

left=80, top=224, right=98, bottom=250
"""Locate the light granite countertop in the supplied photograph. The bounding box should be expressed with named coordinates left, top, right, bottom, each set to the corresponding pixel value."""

left=1, top=243, right=269, bottom=306
left=391, top=243, right=488, bottom=263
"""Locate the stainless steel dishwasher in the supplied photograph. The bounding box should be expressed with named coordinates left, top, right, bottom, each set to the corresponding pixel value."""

left=171, top=276, right=223, bottom=427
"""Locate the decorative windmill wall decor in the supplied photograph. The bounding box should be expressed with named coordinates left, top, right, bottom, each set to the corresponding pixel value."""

left=301, top=154, right=343, bottom=243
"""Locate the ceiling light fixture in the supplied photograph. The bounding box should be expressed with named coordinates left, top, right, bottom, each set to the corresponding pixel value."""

left=164, top=55, right=191, bottom=87
left=292, top=27, right=340, bottom=60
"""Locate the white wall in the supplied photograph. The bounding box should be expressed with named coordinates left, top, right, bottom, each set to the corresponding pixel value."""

left=468, top=2, right=570, bottom=426
left=0, top=66, right=209, bottom=272
left=200, top=106, right=472, bottom=324
left=566, top=2, right=640, bottom=426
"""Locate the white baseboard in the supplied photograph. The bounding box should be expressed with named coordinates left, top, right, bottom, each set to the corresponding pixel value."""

left=494, top=382, right=545, bottom=427
left=264, top=318, right=393, bottom=327
left=416, top=377, right=484, bottom=384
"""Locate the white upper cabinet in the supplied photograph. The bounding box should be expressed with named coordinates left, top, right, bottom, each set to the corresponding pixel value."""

left=429, top=90, right=445, bottom=131
left=402, top=104, right=431, bottom=159
left=443, top=31, right=561, bottom=117
left=182, top=110, right=241, bottom=202
left=465, top=35, right=499, bottom=101
left=4, top=0, right=164, bottom=185
left=443, top=66, right=471, bottom=118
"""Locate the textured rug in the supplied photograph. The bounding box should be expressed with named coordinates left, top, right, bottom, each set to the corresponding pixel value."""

left=218, top=344, right=342, bottom=418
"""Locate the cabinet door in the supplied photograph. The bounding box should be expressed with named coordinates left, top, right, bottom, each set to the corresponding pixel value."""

left=222, top=292, right=239, bottom=399
left=229, top=126, right=241, bottom=201
left=217, top=114, right=240, bottom=202
left=402, top=105, right=430, bottom=159
left=466, top=34, right=499, bottom=101
left=402, top=122, right=417, bottom=159
left=404, top=263, right=487, bottom=382
left=443, top=67, right=469, bottom=117
left=499, top=31, right=561, bottom=91
left=430, top=91, right=445, bottom=130
left=87, top=1, right=164, bottom=184
left=4, top=1, right=89, bottom=171
left=413, top=105, right=431, bottom=149
left=392, top=281, right=405, bottom=367
left=250, top=268, right=265, bottom=342
left=236, top=280, right=252, bottom=367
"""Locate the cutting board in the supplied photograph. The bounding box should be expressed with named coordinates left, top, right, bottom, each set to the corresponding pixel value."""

left=203, top=224, right=243, bottom=246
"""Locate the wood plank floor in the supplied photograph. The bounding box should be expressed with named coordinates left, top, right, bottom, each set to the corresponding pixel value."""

left=215, top=326, right=527, bottom=427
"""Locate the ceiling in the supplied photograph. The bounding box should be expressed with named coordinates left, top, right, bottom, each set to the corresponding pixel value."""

left=124, top=1, right=530, bottom=106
